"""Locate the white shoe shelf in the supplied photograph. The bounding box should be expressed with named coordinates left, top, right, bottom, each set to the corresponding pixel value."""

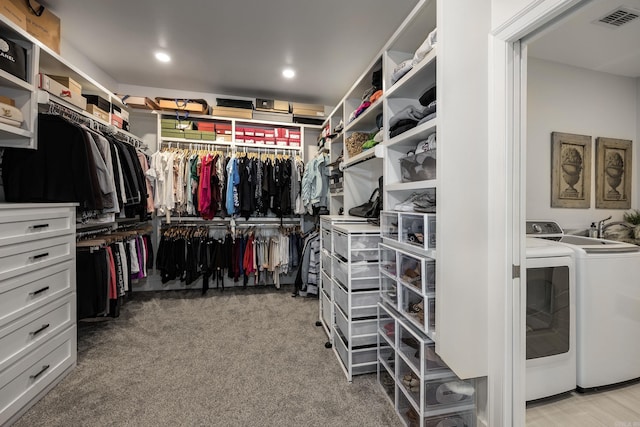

left=378, top=303, right=476, bottom=427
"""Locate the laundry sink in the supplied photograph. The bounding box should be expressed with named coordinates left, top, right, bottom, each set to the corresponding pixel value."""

left=556, top=235, right=640, bottom=253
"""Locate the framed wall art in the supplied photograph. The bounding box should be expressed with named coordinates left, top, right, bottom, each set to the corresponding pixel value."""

left=595, top=137, right=632, bottom=209
left=551, top=132, right=591, bottom=208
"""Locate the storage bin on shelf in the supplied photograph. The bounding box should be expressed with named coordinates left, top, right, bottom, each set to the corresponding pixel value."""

left=400, top=285, right=435, bottom=337
left=380, top=273, right=398, bottom=307
left=380, top=304, right=477, bottom=426
left=381, top=211, right=436, bottom=255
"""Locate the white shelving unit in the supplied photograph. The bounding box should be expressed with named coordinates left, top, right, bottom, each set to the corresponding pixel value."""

left=331, top=223, right=381, bottom=381
left=0, top=14, right=144, bottom=150
left=318, top=0, right=488, bottom=423
left=318, top=215, right=370, bottom=345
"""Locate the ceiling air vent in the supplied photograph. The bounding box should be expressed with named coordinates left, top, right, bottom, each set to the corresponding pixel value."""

left=596, top=7, right=639, bottom=27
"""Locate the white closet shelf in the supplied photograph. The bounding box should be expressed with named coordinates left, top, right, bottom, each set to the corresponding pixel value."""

left=0, top=69, right=34, bottom=91
left=161, top=137, right=302, bottom=151
left=0, top=123, right=32, bottom=139
left=386, top=179, right=438, bottom=192
left=345, top=98, right=383, bottom=133
left=330, top=191, right=344, bottom=197
left=342, top=149, right=378, bottom=168
left=385, top=118, right=437, bottom=149
left=385, top=48, right=437, bottom=100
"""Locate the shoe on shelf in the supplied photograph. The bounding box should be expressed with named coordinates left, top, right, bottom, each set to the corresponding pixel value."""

left=394, top=192, right=422, bottom=212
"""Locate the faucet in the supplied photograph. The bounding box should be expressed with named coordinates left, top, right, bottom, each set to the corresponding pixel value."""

left=597, top=216, right=612, bottom=238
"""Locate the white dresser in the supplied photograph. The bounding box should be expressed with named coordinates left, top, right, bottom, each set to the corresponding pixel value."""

left=0, top=204, right=77, bottom=426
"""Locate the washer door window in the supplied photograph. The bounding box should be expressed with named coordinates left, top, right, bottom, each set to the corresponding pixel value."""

left=526, top=265, right=570, bottom=359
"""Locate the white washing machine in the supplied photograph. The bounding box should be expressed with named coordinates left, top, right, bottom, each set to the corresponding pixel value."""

left=527, top=220, right=640, bottom=391
left=524, top=235, right=576, bottom=401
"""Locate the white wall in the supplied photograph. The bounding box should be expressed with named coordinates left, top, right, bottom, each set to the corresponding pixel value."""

left=59, top=40, right=118, bottom=92
left=527, top=57, right=638, bottom=229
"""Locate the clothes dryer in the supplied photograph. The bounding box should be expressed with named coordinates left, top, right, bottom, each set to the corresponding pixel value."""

left=524, top=236, right=576, bottom=401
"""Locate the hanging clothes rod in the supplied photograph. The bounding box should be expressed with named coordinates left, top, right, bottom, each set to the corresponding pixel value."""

left=43, top=99, right=147, bottom=150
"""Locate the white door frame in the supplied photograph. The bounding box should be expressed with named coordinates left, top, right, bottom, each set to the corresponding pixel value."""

left=488, top=1, right=586, bottom=426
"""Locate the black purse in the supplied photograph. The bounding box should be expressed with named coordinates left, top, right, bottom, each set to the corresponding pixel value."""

left=349, top=177, right=383, bottom=218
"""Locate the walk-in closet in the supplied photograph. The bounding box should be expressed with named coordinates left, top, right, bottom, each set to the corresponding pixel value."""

left=1, top=0, right=639, bottom=426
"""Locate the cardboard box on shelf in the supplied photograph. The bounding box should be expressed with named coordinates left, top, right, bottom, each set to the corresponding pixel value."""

left=162, top=129, right=186, bottom=138
left=201, top=131, right=216, bottom=141
left=252, top=137, right=263, bottom=145
left=276, top=138, right=288, bottom=147
left=289, top=140, right=301, bottom=147
left=244, top=128, right=255, bottom=137
left=196, top=121, right=215, bottom=132
left=156, top=97, right=208, bottom=114
left=215, top=123, right=232, bottom=135
left=254, top=129, right=265, bottom=138
left=252, top=110, right=293, bottom=123
left=289, top=131, right=301, bottom=140
left=235, top=135, right=244, bottom=143
left=111, top=114, right=123, bottom=129
left=274, top=128, right=289, bottom=139
left=215, top=134, right=232, bottom=142
left=264, top=130, right=275, bottom=139
left=184, top=130, right=201, bottom=140
left=48, top=75, right=82, bottom=96
left=118, top=95, right=159, bottom=110
left=255, top=98, right=289, bottom=112
left=38, top=74, right=87, bottom=110
left=161, top=118, right=192, bottom=130
left=292, top=108, right=325, bottom=117
left=264, top=138, right=275, bottom=146
left=244, top=137, right=255, bottom=144
left=0, top=0, right=26, bottom=30
left=7, top=0, right=60, bottom=53
left=211, top=106, right=253, bottom=119
left=84, top=94, right=110, bottom=112
left=86, top=104, right=109, bottom=122
left=235, top=127, right=245, bottom=137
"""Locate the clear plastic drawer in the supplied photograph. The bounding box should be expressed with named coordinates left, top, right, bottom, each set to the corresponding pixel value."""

left=398, top=357, right=421, bottom=410
left=379, top=243, right=397, bottom=276
left=378, top=358, right=396, bottom=404
left=333, top=256, right=380, bottom=290
left=380, top=274, right=398, bottom=308
left=378, top=303, right=395, bottom=344
left=398, top=252, right=435, bottom=294
left=334, top=283, right=379, bottom=318
left=424, top=376, right=476, bottom=412
left=397, top=322, right=449, bottom=378
left=334, top=230, right=381, bottom=262
left=399, top=213, right=436, bottom=252
left=322, top=228, right=332, bottom=253
left=381, top=211, right=399, bottom=241
left=424, top=410, right=476, bottom=427
left=398, top=288, right=436, bottom=337
left=321, top=250, right=332, bottom=276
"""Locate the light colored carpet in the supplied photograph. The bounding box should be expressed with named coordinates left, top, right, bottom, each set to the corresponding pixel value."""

left=14, top=287, right=402, bottom=427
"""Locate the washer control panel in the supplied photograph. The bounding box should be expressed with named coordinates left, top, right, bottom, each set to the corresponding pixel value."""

left=525, top=221, right=563, bottom=236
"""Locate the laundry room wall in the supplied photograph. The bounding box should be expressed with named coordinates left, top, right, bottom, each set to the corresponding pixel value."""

left=526, top=57, right=638, bottom=230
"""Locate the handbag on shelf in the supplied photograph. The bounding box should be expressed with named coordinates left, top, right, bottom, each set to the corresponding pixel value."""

left=349, top=176, right=383, bottom=219
left=349, top=188, right=381, bottom=218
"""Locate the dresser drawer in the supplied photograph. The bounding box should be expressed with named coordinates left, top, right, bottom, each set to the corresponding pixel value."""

left=0, top=208, right=74, bottom=246
left=0, top=261, right=73, bottom=327
left=0, top=326, right=76, bottom=426
left=0, top=236, right=73, bottom=281
left=0, top=295, right=75, bottom=371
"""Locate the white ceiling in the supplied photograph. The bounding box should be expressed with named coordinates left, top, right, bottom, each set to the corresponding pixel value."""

left=45, top=0, right=420, bottom=106
left=528, top=0, right=640, bottom=77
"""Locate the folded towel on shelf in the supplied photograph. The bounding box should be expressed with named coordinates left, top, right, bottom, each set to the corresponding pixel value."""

left=413, top=28, right=437, bottom=65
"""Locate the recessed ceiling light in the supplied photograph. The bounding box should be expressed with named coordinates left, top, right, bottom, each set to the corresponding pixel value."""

left=282, top=68, right=295, bottom=79
left=155, top=51, right=171, bottom=63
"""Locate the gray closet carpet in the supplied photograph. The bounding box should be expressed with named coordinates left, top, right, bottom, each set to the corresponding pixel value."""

left=14, top=287, right=401, bottom=427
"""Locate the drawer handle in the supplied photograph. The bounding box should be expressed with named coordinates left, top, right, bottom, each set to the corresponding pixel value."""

left=30, top=286, right=50, bottom=296
left=30, top=323, right=50, bottom=336
left=31, top=252, right=49, bottom=261
left=30, top=223, right=50, bottom=230
left=30, top=364, right=50, bottom=380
